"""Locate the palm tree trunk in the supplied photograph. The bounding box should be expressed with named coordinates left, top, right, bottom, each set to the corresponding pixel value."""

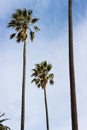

left=68, top=0, right=78, bottom=130
left=44, top=88, right=49, bottom=130
left=21, top=41, right=26, bottom=130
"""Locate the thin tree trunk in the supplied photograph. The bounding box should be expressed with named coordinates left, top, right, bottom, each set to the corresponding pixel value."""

left=68, top=0, right=78, bottom=130
left=44, top=88, right=49, bottom=130
left=21, top=41, right=26, bottom=130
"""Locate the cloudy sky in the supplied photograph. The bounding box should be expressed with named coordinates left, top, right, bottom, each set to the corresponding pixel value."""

left=0, top=0, right=87, bottom=130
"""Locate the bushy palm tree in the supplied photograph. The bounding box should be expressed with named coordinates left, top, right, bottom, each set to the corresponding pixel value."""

left=31, top=61, right=54, bottom=130
left=0, top=113, right=10, bottom=130
left=7, top=8, right=40, bottom=130
left=68, top=0, right=78, bottom=130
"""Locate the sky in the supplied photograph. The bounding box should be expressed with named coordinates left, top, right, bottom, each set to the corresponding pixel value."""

left=0, top=0, right=87, bottom=130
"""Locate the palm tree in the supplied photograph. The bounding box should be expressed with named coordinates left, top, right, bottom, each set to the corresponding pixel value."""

left=68, top=0, right=78, bottom=130
left=7, top=8, right=40, bottom=130
left=0, top=112, right=10, bottom=130
left=31, top=61, right=54, bottom=130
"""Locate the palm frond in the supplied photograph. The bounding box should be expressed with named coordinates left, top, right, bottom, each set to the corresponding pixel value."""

left=31, top=73, right=36, bottom=77
left=35, top=63, right=40, bottom=67
left=28, top=10, right=33, bottom=15
left=14, top=9, right=24, bottom=22
left=0, top=113, right=5, bottom=118
left=16, top=32, right=22, bottom=39
left=31, top=18, right=39, bottom=23
left=31, top=78, right=36, bottom=83
left=12, top=13, right=18, bottom=19
left=10, top=33, right=16, bottom=39
left=34, top=26, right=40, bottom=31
left=15, top=26, right=21, bottom=31
left=49, top=73, right=54, bottom=79
left=7, top=20, right=16, bottom=28
left=16, top=32, right=22, bottom=42
left=32, top=69, right=37, bottom=72
left=47, top=64, right=52, bottom=72
left=30, top=31, right=34, bottom=42
left=16, top=38, right=21, bottom=43
left=27, top=15, right=32, bottom=22
left=23, top=8, right=27, bottom=17
left=49, top=79, right=54, bottom=85
left=35, top=78, right=40, bottom=85
left=0, top=119, right=8, bottom=124
left=31, top=78, right=40, bottom=85
left=27, top=10, right=33, bottom=22
left=42, top=61, right=47, bottom=67
left=37, top=84, right=41, bottom=88
left=0, top=112, right=9, bottom=124
left=16, top=22, right=22, bottom=27
left=16, top=9, right=23, bottom=15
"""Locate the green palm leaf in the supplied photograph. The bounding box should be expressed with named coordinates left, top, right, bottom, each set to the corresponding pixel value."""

left=28, top=10, right=33, bottom=15
left=49, top=73, right=54, bottom=79
left=31, top=18, right=39, bottom=23
left=34, top=26, right=40, bottom=31
left=0, top=113, right=5, bottom=118
left=30, top=31, right=34, bottom=42
left=0, top=119, right=8, bottom=124
left=49, top=79, right=54, bottom=85
left=10, top=33, right=16, bottom=39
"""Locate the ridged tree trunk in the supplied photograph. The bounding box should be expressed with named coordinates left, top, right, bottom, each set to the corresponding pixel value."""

left=68, top=0, right=78, bottom=130
left=44, top=88, right=49, bottom=130
left=21, top=41, right=26, bottom=130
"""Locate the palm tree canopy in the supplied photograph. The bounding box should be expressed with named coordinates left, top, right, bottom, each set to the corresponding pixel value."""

left=0, top=113, right=10, bottom=130
left=7, top=8, right=40, bottom=43
left=31, top=61, right=54, bottom=89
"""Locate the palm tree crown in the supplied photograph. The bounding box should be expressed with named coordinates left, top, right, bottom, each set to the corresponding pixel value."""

left=0, top=113, right=10, bottom=130
left=31, top=61, right=54, bottom=89
left=7, top=8, right=40, bottom=42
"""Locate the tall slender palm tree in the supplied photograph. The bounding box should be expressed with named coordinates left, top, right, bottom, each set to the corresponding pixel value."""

left=7, top=8, right=40, bottom=130
left=31, top=61, right=54, bottom=130
left=68, top=0, right=78, bottom=130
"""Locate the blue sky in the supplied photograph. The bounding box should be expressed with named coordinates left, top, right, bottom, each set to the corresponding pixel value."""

left=0, top=0, right=87, bottom=130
